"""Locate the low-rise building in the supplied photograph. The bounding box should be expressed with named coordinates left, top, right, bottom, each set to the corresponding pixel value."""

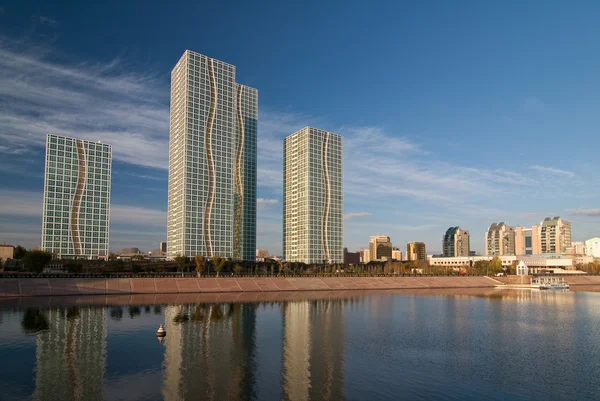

left=0, top=245, right=15, bottom=261
left=344, top=248, right=360, bottom=264
left=360, top=249, right=370, bottom=263
left=428, top=254, right=574, bottom=272
left=256, top=249, right=270, bottom=259
left=392, top=248, right=402, bottom=261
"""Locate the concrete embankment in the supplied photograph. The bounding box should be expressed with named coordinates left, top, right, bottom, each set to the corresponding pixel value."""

left=493, top=275, right=600, bottom=287
left=0, top=276, right=504, bottom=297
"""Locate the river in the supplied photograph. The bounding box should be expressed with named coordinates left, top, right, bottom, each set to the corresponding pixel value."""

left=1, top=289, right=599, bottom=400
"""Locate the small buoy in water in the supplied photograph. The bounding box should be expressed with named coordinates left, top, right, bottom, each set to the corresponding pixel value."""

left=156, top=324, right=166, bottom=338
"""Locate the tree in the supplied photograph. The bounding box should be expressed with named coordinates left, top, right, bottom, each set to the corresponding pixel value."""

left=490, top=256, right=503, bottom=274
left=14, top=245, right=27, bottom=259
left=22, top=250, right=52, bottom=274
left=108, top=252, right=117, bottom=261
left=212, top=256, right=225, bottom=277
left=233, top=263, right=242, bottom=275
left=174, top=255, right=187, bottom=276
left=473, top=260, right=490, bottom=275
left=194, top=256, right=206, bottom=277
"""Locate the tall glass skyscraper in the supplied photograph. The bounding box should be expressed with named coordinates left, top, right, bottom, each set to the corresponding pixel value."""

left=42, top=134, right=112, bottom=259
left=167, top=51, right=257, bottom=259
left=283, top=127, right=343, bottom=264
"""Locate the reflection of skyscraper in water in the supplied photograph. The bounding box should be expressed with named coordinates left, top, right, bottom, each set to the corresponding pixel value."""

left=282, top=301, right=345, bottom=401
left=162, top=303, right=257, bottom=401
left=33, top=307, right=107, bottom=401
left=282, top=302, right=311, bottom=401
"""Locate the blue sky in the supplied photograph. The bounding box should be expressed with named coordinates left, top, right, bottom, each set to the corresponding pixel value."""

left=1, top=1, right=599, bottom=255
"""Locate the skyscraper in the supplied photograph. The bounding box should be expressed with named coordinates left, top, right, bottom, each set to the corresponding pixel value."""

left=283, top=127, right=343, bottom=264
left=442, top=227, right=470, bottom=257
left=42, top=134, right=112, bottom=259
left=485, top=222, right=516, bottom=256
left=167, top=50, right=258, bottom=259
left=515, top=225, right=541, bottom=255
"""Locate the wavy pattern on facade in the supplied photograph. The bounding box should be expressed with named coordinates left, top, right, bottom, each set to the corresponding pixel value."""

left=322, top=133, right=330, bottom=262
left=203, top=58, right=218, bottom=257
left=71, top=140, right=87, bottom=255
left=234, top=85, right=245, bottom=259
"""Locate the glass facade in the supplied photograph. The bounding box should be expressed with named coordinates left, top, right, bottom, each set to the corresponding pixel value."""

left=167, top=51, right=257, bottom=259
left=283, top=127, right=343, bottom=264
left=42, top=134, right=112, bottom=259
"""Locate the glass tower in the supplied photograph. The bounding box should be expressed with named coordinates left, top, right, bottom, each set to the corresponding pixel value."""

left=41, top=134, right=112, bottom=259
left=167, top=51, right=257, bottom=259
left=283, top=127, right=343, bottom=264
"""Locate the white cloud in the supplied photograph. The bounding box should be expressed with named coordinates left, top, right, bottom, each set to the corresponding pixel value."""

left=529, top=165, right=575, bottom=178
left=257, top=198, right=278, bottom=206
left=568, top=208, right=600, bottom=217
left=33, top=16, right=58, bottom=26
left=0, top=38, right=170, bottom=169
left=344, top=212, right=371, bottom=220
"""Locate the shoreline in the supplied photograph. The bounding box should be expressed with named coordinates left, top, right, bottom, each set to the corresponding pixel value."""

left=2, top=276, right=599, bottom=299
left=1, top=276, right=502, bottom=298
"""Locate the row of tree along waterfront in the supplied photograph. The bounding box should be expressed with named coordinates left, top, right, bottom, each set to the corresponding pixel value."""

left=3, top=247, right=600, bottom=276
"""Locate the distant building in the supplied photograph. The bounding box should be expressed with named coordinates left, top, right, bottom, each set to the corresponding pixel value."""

left=442, top=227, right=470, bottom=257
left=360, top=249, right=370, bottom=263
left=0, top=245, right=14, bottom=261
left=283, top=127, right=343, bottom=264
left=566, top=241, right=585, bottom=256
left=369, top=236, right=392, bottom=261
left=515, top=226, right=541, bottom=255
left=407, top=242, right=426, bottom=261
left=42, top=134, right=112, bottom=260
left=485, top=222, right=516, bottom=256
left=121, top=247, right=141, bottom=255
left=585, top=237, right=600, bottom=258
left=343, top=248, right=360, bottom=264
left=392, top=247, right=402, bottom=261
left=256, top=249, right=270, bottom=259
left=540, top=217, right=571, bottom=254
left=159, top=242, right=167, bottom=253
left=429, top=254, right=576, bottom=273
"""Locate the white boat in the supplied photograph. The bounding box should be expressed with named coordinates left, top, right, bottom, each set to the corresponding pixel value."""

left=531, top=276, right=569, bottom=290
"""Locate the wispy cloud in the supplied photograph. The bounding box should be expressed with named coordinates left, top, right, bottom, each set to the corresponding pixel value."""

left=257, top=198, right=278, bottom=206
left=529, top=165, right=575, bottom=177
left=33, top=16, right=58, bottom=26
left=568, top=208, right=600, bottom=217
left=0, top=38, right=170, bottom=169
left=344, top=212, right=371, bottom=220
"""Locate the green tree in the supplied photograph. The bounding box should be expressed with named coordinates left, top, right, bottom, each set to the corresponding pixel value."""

left=108, top=252, right=117, bottom=261
left=490, top=256, right=503, bottom=274
left=194, top=255, right=206, bottom=277
left=22, top=250, right=52, bottom=273
left=174, top=255, right=187, bottom=276
left=473, top=260, right=490, bottom=275
left=212, top=256, right=225, bottom=277
left=14, top=245, right=27, bottom=259
left=233, top=263, right=242, bottom=275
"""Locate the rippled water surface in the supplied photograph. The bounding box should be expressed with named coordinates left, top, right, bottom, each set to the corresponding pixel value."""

left=1, top=289, right=600, bottom=401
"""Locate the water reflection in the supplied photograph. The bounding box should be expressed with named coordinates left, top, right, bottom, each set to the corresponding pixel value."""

left=163, top=303, right=258, bottom=400
left=31, top=307, right=106, bottom=401
left=2, top=291, right=599, bottom=401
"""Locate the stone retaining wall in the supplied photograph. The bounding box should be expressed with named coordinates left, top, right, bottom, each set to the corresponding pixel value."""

left=0, top=276, right=503, bottom=297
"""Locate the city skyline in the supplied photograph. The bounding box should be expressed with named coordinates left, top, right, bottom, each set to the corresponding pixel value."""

left=1, top=3, right=600, bottom=255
